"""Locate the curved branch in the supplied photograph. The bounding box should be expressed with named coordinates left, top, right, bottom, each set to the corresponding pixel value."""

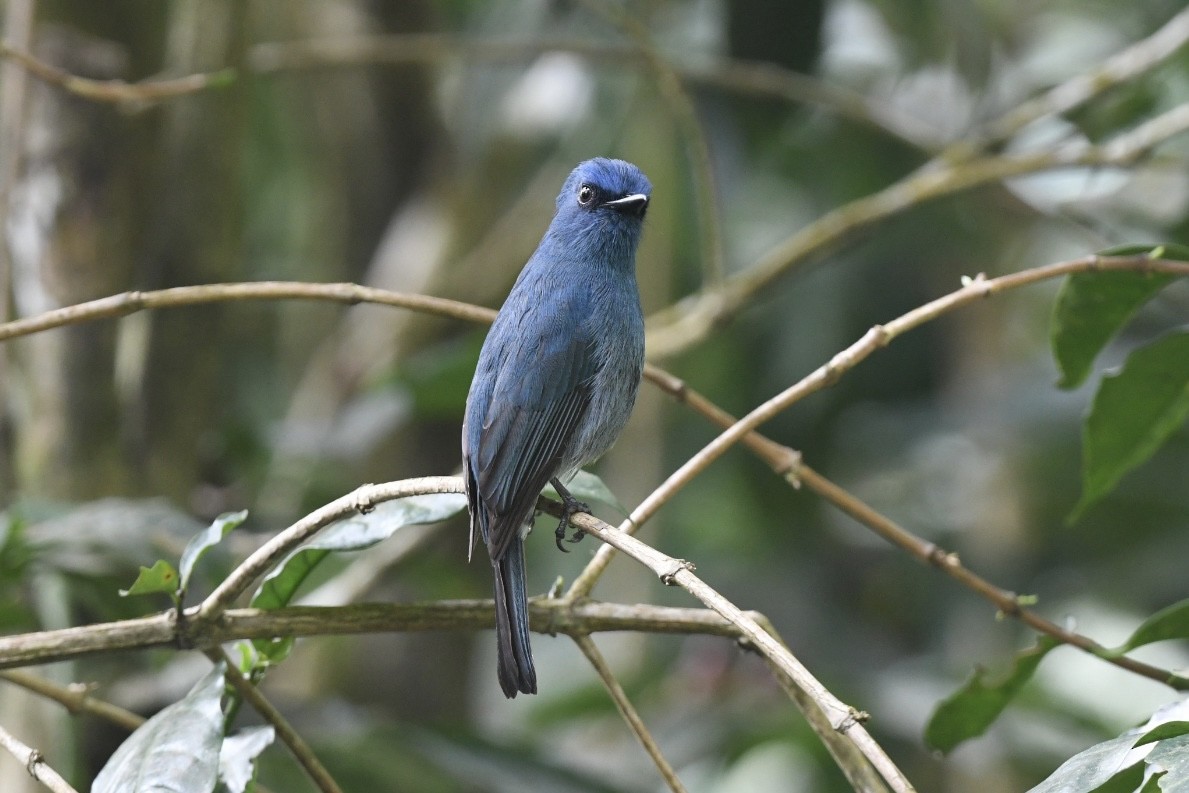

left=195, top=477, right=459, bottom=621
left=554, top=505, right=916, bottom=793
left=0, top=281, right=493, bottom=343
left=0, top=42, right=233, bottom=104
left=645, top=119, right=1189, bottom=358
left=570, top=255, right=1189, bottom=597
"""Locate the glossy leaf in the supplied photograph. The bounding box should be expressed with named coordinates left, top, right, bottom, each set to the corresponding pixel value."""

left=1113, top=599, right=1189, bottom=655
left=1071, top=331, right=1189, bottom=522
left=119, top=559, right=180, bottom=599
left=1051, top=270, right=1176, bottom=390
left=926, top=635, right=1059, bottom=753
left=1027, top=705, right=1189, bottom=792
left=93, top=663, right=226, bottom=793
left=1146, top=734, right=1189, bottom=792
left=179, top=510, right=248, bottom=595
left=251, top=491, right=466, bottom=611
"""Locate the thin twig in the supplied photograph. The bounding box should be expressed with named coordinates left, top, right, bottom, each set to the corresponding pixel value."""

left=645, top=102, right=1189, bottom=358
left=210, top=649, right=342, bottom=793
left=568, top=255, right=1189, bottom=599
left=0, top=42, right=234, bottom=104
left=794, top=465, right=1189, bottom=687
left=970, top=6, right=1189, bottom=151
left=0, top=670, right=144, bottom=732
left=644, top=365, right=1189, bottom=689
left=0, top=281, right=493, bottom=343
left=195, top=476, right=460, bottom=621
left=249, top=35, right=936, bottom=149
left=573, top=634, right=688, bottom=793
left=555, top=507, right=916, bottom=793
left=576, top=0, right=724, bottom=287
left=0, top=722, right=78, bottom=793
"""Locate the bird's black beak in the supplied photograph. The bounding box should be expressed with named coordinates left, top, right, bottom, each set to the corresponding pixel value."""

left=603, top=193, right=649, bottom=217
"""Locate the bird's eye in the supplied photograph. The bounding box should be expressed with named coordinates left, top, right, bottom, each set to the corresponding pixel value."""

left=577, top=185, right=595, bottom=206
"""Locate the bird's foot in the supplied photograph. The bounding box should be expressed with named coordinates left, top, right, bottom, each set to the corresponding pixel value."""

left=551, top=478, right=590, bottom=552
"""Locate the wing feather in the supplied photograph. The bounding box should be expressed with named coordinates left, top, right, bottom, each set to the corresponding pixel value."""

left=471, top=318, right=597, bottom=561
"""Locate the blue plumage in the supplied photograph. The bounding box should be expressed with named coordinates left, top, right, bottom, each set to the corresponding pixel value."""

left=463, top=158, right=651, bottom=697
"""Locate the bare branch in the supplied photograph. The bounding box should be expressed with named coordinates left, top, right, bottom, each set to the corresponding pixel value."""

left=196, top=476, right=459, bottom=620
left=0, top=600, right=752, bottom=670
left=0, top=671, right=144, bottom=732
left=573, top=635, right=688, bottom=793
left=211, top=649, right=342, bottom=793
left=570, top=255, right=1189, bottom=598
left=0, top=722, right=78, bottom=793
left=0, top=281, right=493, bottom=344
left=973, top=6, right=1189, bottom=149
left=556, top=507, right=916, bottom=793
left=576, top=0, right=724, bottom=287
left=645, top=120, right=1189, bottom=358
left=0, top=42, right=233, bottom=104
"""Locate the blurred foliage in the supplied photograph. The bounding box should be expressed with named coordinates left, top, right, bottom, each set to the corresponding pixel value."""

left=0, top=1, right=1187, bottom=792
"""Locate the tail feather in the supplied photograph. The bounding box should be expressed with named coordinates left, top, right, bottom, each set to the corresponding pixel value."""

left=492, top=537, right=537, bottom=697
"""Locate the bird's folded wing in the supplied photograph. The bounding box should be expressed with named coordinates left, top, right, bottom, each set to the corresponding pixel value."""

left=477, top=326, right=595, bottom=562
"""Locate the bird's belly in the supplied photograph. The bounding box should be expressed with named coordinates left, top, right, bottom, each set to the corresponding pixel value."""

left=563, top=354, right=642, bottom=471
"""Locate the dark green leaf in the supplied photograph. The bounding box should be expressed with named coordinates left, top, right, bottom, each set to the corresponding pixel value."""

left=218, top=725, right=275, bottom=793
left=1136, top=721, right=1189, bottom=747
left=179, top=510, right=248, bottom=595
left=1086, top=761, right=1145, bottom=793
left=1113, top=600, right=1189, bottom=655
left=1051, top=269, right=1176, bottom=390
left=925, top=635, right=1059, bottom=753
left=93, top=663, right=226, bottom=793
left=119, top=559, right=180, bottom=598
left=1071, top=331, right=1189, bottom=522
left=251, top=492, right=466, bottom=611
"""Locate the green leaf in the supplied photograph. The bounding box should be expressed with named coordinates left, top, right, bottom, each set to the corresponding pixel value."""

left=1136, top=721, right=1189, bottom=747
left=251, top=492, right=466, bottom=611
left=179, top=510, right=248, bottom=595
left=925, top=635, right=1059, bottom=753
left=1051, top=269, right=1176, bottom=390
left=119, top=559, right=180, bottom=598
left=1112, top=600, right=1189, bottom=655
left=218, top=725, right=275, bottom=793
left=93, top=663, right=226, bottom=793
left=543, top=470, right=626, bottom=515
left=1070, top=331, right=1189, bottom=522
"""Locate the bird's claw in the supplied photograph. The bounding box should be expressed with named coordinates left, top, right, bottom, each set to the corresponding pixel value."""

left=553, top=491, right=590, bottom=552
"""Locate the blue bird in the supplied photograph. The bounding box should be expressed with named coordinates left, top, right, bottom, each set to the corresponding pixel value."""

left=463, top=158, right=651, bottom=697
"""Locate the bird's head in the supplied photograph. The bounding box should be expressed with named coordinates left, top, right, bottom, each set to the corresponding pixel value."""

left=556, top=158, right=652, bottom=224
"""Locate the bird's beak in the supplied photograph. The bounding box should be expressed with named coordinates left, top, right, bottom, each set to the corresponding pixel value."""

left=603, top=193, right=649, bottom=217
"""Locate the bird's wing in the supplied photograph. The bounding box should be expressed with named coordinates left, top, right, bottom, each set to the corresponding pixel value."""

left=474, top=314, right=596, bottom=562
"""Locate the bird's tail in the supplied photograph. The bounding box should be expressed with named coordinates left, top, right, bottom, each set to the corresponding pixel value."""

left=492, top=536, right=537, bottom=697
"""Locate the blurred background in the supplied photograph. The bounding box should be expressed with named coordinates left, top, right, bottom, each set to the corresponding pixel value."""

left=0, top=1, right=1187, bottom=791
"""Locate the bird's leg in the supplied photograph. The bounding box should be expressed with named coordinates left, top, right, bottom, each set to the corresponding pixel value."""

left=550, top=477, right=591, bottom=552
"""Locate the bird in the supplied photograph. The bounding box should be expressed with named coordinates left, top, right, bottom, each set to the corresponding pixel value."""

left=462, top=158, right=651, bottom=697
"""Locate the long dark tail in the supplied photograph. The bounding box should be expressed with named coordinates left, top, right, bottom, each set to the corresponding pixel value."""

left=492, top=536, right=537, bottom=697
